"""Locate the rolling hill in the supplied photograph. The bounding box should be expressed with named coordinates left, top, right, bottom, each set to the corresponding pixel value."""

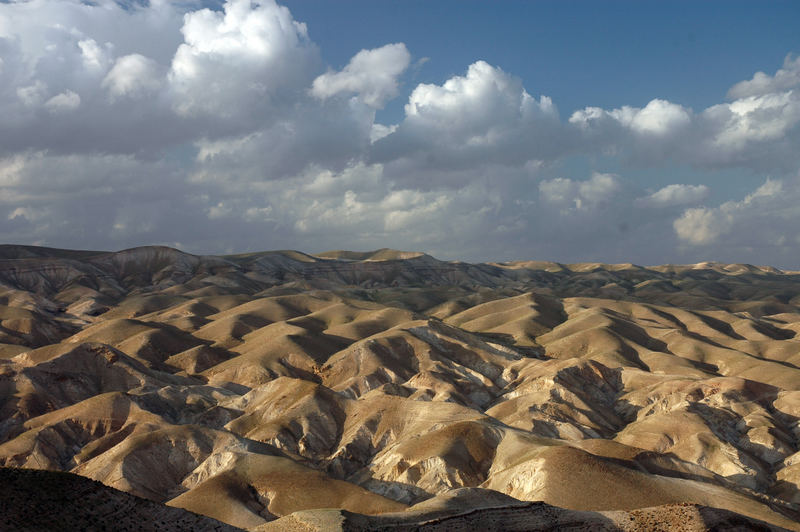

left=1, top=245, right=799, bottom=530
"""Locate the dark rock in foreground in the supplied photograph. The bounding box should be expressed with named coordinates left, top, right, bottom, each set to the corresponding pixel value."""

left=0, top=467, right=242, bottom=531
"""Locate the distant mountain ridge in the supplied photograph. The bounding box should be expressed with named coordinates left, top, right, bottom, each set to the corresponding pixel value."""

left=0, top=244, right=797, bottom=317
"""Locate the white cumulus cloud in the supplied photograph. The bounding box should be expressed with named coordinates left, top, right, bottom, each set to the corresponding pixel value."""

left=570, top=98, right=691, bottom=137
left=372, top=60, right=563, bottom=186
left=728, top=54, right=800, bottom=99
left=103, top=54, right=164, bottom=99
left=638, top=184, right=709, bottom=207
left=169, top=0, right=318, bottom=118
left=45, top=90, right=80, bottom=113
left=569, top=67, right=800, bottom=172
left=703, top=91, right=800, bottom=154
left=311, top=43, right=410, bottom=108
left=673, top=207, right=729, bottom=245
left=539, top=172, right=621, bottom=211
left=673, top=177, right=799, bottom=267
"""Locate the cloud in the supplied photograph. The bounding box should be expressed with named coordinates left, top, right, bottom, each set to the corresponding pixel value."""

left=572, top=99, right=692, bottom=137
left=701, top=91, right=800, bottom=159
left=673, top=207, right=729, bottom=245
left=637, top=184, right=709, bottom=207
left=44, top=90, right=81, bottom=113
left=288, top=167, right=505, bottom=257
left=17, top=81, right=48, bottom=107
left=370, top=123, right=397, bottom=143
left=0, top=150, right=185, bottom=250
left=169, top=0, right=319, bottom=120
left=539, top=177, right=578, bottom=206
left=102, top=54, right=164, bottom=99
left=401, top=60, right=559, bottom=145
left=311, top=43, right=410, bottom=108
left=0, top=0, right=183, bottom=154
left=569, top=99, right=692, bottom=138
left=7, top=206, right=44, bottom=222
left=370, top=60, right=564, bottom=186
left=78, top=38, right=112, bottom=72
left=569, top=72, right=800, bottom=173
left=673, top=177, right=800, bottom=265
left=568, top=99, right=693, bottom=167
left=190, top=94, right=374, bottom=181
left=727, top=54, right=800, bottom=99
left=0, top=0, right=325, bottom=155
left=539, top=172, right=621, bottom=212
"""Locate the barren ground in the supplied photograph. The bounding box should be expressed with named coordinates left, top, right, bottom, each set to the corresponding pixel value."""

left=1, top=245, right=799, bottom=530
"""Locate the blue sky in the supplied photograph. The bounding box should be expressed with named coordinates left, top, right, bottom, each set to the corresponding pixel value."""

left=1, top=0, right=799, bottom=266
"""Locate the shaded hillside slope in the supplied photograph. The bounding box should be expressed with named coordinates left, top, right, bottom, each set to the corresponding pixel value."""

left=0, top=467, right=241, bottom=531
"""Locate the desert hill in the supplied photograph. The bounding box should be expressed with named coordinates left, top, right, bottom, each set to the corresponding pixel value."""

left=2, top=469, right=787, bottom=532
left=1, top=245, right=800, bottom=530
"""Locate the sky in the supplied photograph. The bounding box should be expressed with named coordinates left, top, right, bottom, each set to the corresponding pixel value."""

left=1, top=0, right=799, bottom=267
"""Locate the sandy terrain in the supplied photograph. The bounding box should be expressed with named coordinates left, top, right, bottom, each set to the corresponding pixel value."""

left=1, top=244, right=799, bottom=530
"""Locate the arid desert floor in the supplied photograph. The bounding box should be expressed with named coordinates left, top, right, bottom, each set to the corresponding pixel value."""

left=1, top=245, right=800, bottom=530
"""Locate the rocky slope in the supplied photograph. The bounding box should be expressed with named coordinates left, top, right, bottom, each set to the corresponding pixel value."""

left=261, top=500, right=791, bottom=531
left=1, top=245, right=800, bottom=530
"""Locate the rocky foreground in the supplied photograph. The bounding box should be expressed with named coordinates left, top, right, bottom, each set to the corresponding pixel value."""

left=1, top=244, right=800, bottom=530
